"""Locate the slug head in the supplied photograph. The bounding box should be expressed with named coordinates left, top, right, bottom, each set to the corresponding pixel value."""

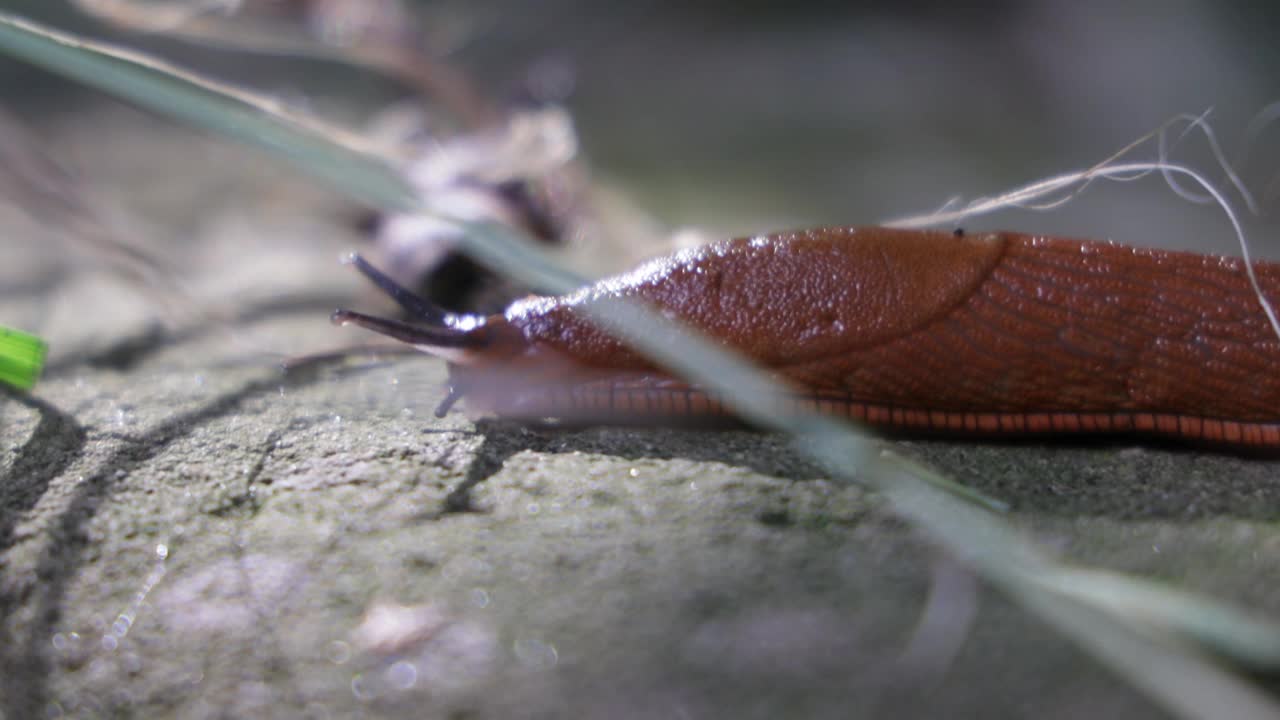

left=333, top=253, right=586, bottom=418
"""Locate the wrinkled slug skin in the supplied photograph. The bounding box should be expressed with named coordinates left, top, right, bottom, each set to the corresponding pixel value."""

left=449, top=227, right=1280, bottom=444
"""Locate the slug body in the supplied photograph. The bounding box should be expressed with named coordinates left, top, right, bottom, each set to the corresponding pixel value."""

left=335, top=227, right=1280, bottom=447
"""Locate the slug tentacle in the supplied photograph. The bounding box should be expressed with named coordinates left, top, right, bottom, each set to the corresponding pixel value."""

left=336, top=255, right=548, bottom=419
left=329, top=309, right=479, bottom=350
left=344, top=252, right=482, bottom=329
left=336, top=252, right=502, bottom=363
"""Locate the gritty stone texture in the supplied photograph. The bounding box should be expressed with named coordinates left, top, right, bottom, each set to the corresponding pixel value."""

left=4, top=106, right=1280, bottom=720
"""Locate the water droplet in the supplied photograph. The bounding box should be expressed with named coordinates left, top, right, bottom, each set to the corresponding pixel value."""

left=514, top=637, right=558, bottom=669
left=386, top=661, right=418, bottom=691
left=328, top=641, right=351, bottom=665
left=350, top=673, right=373, bottom=700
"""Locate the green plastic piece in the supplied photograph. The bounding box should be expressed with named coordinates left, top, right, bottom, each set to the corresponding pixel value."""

left=0, top=324, right=47, bottom=390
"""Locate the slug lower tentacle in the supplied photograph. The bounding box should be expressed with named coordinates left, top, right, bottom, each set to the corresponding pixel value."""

left=335, top=226, right=1280, bottom=447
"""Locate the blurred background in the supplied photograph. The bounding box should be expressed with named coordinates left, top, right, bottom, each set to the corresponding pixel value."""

left=4, top=0, right=1280, bottom=252
left=5, top=0, right=1280, bottom=399
left=5, top=0, right=1280, bottom=374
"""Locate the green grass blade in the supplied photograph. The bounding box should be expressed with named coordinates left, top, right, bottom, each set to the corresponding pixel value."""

left=0, top=324, right=48, bottom=390
left=0, top=14, right=418, bottom=212
left=1038, top=568, right=1280, bottom=671
left=1, top=12, right=1278, bottom=718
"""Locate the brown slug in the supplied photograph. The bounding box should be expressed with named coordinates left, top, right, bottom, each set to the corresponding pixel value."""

left=333, top=226, right=1280, bottom=447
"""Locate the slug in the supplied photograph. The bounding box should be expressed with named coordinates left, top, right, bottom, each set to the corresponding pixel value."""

left=333, top=226, right=1280, bottom=447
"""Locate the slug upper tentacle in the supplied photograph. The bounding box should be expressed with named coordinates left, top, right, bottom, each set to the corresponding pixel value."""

left=335, top=227, right=1280, bottom=447
left=342, top=252, right=457, bottom=325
